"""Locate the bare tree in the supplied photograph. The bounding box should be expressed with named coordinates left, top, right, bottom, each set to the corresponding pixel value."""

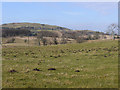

left=27, top=35, right=29, bottom=46
left=37, top=31, right=61, bottom=46
left=37, top=32, right=44, bottom=46
left=106, top=24, right=118, bottom=40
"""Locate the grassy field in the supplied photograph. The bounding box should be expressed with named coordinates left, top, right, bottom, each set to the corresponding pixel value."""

left=2, top=40, right=118, bottom=88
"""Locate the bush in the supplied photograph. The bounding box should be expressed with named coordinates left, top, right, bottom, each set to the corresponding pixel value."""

left=42, top=38, right=47, bottom=46
left=53, top=38, right=58, bottom=45
left=24, top=39, right=27, bottom=43
left=87, top=35, right=92, bottom=40
left=61, top=37, right=67, bottom=44
left=93, top=34, right=100, bottom=40
left=6, top=38, right=15, bottom=43
left=76, top=37, right=86, bottom=43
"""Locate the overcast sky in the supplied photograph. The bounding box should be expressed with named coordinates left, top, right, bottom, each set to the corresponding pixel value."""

left=2, top=2, right=118, bottom=32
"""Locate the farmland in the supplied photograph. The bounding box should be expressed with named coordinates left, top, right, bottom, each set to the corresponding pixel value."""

left=2, top=40, right=118, bottom=88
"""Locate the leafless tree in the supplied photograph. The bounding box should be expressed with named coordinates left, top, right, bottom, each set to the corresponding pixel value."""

left=106, top=24, right=118, bottom=40
left=37, top=31, right=60, bottom=46
left=37, top=33, right=43, bottom=46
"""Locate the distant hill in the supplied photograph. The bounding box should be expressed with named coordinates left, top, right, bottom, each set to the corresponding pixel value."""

left=1, top=22, right=105, bottom=38
left=1, top=22, right=71, bottom=31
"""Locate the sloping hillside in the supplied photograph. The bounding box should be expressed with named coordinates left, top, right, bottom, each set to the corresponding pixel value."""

left=1, top=22, right=71, bottom=31
left=1, top=22, right=106, bottom=40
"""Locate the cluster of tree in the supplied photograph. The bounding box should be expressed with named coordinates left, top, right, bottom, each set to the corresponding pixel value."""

left=2, top=28, right=31, bottom=37
left=61, top=31, right=79, bottom=39
left=7, top=27, right=66, bottom=31
left=36, top=30, right=102, bottom=46
left=76, top=34, right=100, bottom=43
left=37, top=31, right=61, bottom=38
left=36, top=31, right=61, bottom=46
left=60, top=30, right=101, bottom=40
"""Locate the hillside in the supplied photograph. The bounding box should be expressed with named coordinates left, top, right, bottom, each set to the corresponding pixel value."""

left=1, top=22, right=107, bottom=41
left=1, top=22, right=71, bottom=31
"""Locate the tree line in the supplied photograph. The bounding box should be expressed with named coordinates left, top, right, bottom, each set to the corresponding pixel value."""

left=2, top=28, right=31, bottom=37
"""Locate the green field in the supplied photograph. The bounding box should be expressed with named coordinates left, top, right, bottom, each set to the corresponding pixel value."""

left=2, top=40, right=118, bottom=88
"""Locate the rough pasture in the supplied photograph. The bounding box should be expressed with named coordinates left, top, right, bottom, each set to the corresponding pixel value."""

left=2, top=40, right=118, bottom=88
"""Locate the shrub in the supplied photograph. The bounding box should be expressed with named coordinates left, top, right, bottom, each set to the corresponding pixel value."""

left=93, top=33, right=100, bottom=40
left=42, top=38, right=47, bottom=46
left=6, top=38, right=15, bottom=43
left=61, top=37, right=67, bottom=44
left=76, top=37, right=86, bottom=43
left=24, top=39, right=27, bottom=43
left=53, top=38, right=58, bottom=45
left=87, top=35, right=92, bottom=40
